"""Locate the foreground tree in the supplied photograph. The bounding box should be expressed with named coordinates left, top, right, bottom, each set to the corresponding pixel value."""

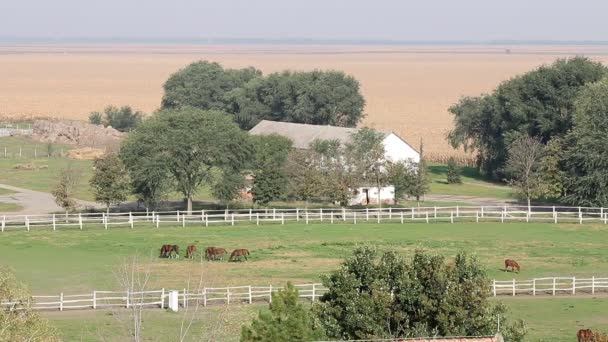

left=346, top=128, right=387, bottom=206
left=90, top=154, right=131, bottom=212
left=241, top=283, right=326, bottom=342
left=448, top=57, right=607, bottom=178
left=447, top=157, right=462, bottom=184
left=562, top=77, right=608, bottom=206
left=386, top=161, right=416, bottom=200
left=505, top=136, right=547, bottom=211
left=0, top=266, right=60, bottom=341
left=120, top=107, right=251, bottom=213
left=51, top=164, right=81, bottom=212
left=409, top=140, right=430, bottom=202
left=314, top=246, right=526, bottom=340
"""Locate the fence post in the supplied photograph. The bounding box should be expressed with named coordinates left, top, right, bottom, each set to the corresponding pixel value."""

left=130, top=212, right=134, bottom=229
left=330, top=212, right=334, bottom=224
left=296, top=208, right=300, bottom=222
left=78, top=213, right=82, bottom=230
left=201, top=210, right=205, bottom=222
left=26, top=216, right=30, bottom=232
left=526, top=211, right=529, bottom=223
left=183, top=288, right=187, bottom=308
left=412, top=207, right=415, bottom=219
left=492, top=280, right=496, bottom=297
left=604, top=211, right=607, bottom=225
left=354, top=211, right=357, bottom=224
left=93, top=290, right=97, bottom=309
left=377, top=210, right=380, bottom=224
left=203, top=288, right=207, bottom=307
left=434, top=206, right=437, bottom=219
left=231, top=213, right=235, bottom=226
left=343, top=208, right=347, bottom=221
left=366, top=208, right=369, bottom=221
left=512, top=279, right=515, bottom=296
left=320, top=208, right=323, bottom=222
left=269, top=284, right=272, bottom=303
left=126, top=289, right=130, bottom=308
left=501, top=209, right=504, bottom=223
left=281, top=213, right=285, bottom=225
left=305, top=211, right=309, bottom=225
left=227, top=288, right=230, bottom=305
left=60, top=292, right=63, bottom=311
left=104, top=212, right=108, bottom=230
left=476, top=211, right=479, bottom=223
left=248, top=285, right=252, bottom=304
left=579, top=210, right=583, bottom=225
left=161, top=288, right=165, bottom=309
left=272, top=208, right=276, bottom=220
left=205, top=215, right=209, bottom=227
left=1, top=215, right=4, bottom=232
left=256, top=213, right=260, bottom=226
left=401, top=211, right=404, bottom=224
left=312, top=283, right=316, bottom=302
left=425, top=212, right=429, bottom=224
left=533, top=279, right=536, bottom=296
left=572, top=277, right=576, bottom=295
left=176, top=210, right=180, bottom=222
left=249, top=209, right=253, bottom=222
left=52, top=214, right=56, bottom=231
left=592, top=276, right=595, bottom=295
left=156, top=214, right=160, bottom=229
left=450, top=211, right=453, bottom=224
left=554, top=210, right=558, bottom=224
left=552, top=278, right=556, bottom=296
left=481, top=206, right=484, bottom=218
left=389, top=207, right=392, bottom=220
left=456, top=205, right=459, bottom=217
left=182, top=212, right=186, bottom=228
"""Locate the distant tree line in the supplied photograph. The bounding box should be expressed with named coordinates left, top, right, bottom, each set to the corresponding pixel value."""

left=449, top=57, right=608, bottom=206
left=88, top=105, right=144, bottom=132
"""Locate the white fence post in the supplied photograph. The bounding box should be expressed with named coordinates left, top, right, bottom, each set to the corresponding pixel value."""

left=183, top=288, right=187, bottom=308
left=52, top=214, right=56, bottom=231
left=281, top=213, right=285, bottom=225
left=203, top=288, right=207, bottom=307
left=130, top=212, right=134, bottom=229
left=205, top=214, right=209, bottom=227
left=377, top=210, right=380, bottom=224
left=25, top=216, right=30, bottom=231
left=366, top=208, right=369, bottom=221
left=450, top=211, right=453, bottom=224
left=256, top=213, right=260, bottom=226
left=226, top=288, right=230, bottom=305
left=533, top=279, right=536, bottom=296
left=1, top=215, right=4, bottom=232
left=78, top=213, right=82, bottom=230
left=456, top=205, right=459, bottom=217
left=93, top=290, right=97, bottom=309
left=249, top=209, right=253, bottom=222
left=126, top=289, right=130, bottom=308
left=401, top=211, right=404, bottom=224
left=579, top=207, right=582, bottom=224
left=104, top=213, right=108, bottom=230
left=425, top=212, right=429, bottom=224
left=512, top=279, right=515, bottom=296
left=305, top=211, right=309, bottom=224
left=269, top=284, right=272, bottom=303
left=296, top=208, right=299, bottom=222
left=592, top=276, right=595, bottom=294
left=492, top=280, right=496, bottom=297
left=572, top=277, right=576, bottom=295
left=312, top=283, right=316, bottom=302
left=176, top=210, right=180, bottom=222
left=434, top=206, right=437, bottom=219
left=354, top=211, right=357, bottom=224
left=156, top=214, right=160, bottom=228
left=231, top=213, right=235, bottom=226
left=60, top=292, right=63, bottom=311
left=552, top=278, right=556, bottom=296
left=501, top=209, right=504, bottom=223
left=554, top=210, right=558, bottom=224
left=161, top=288, right=165, bottom=309
left=320, top=208, right=323, bottom=222
left=248, top=285, right=252, bottom=304
left=476, top=211, right=479, bottom=223
left=343, top=208, right=346, bottom=221
left=481, top=206, right=484, bottom=218
left=182, top=213, right=186, bottom=228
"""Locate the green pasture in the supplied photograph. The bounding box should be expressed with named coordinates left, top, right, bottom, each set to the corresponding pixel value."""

left=428, top=163, right=514, bottom=199
left=41, top=297, right=608, bottom=341
left=2, top=221, right=607, bottom=294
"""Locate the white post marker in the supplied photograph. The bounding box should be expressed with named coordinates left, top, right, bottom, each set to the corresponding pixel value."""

left=312, top=283, right=316, bottom=302
left=60, top=292, right=63, bottom=311
left=572, top=277, right=576, bottom=295
left=320, top=208, right=323, bottom=222
left=52, top=214, right=56, bottom=231
left=281, top=213, right=285, bottom=225
left=592, top=276, right=596, bottom=295
left=182, top=212, right=186, bottom=228
left=552, top=278, right=556, bottom=296
left=231, top=213, right=235, bottom=226
left=532, top=279, right=536, bottom=296
left=130, top=212, right=134, bottom=229
left=492, top=280, right=496, bottom=297
left=256, top=213, right=260, bottom=226
left=168, top=290, right=179, bottom=312
left=512, top=279, right=515, bottom=296
left=26, top=216, right=30, bottom=232
left=78, top=213, right=83, bottom=230
left=425, top=212, right=429, bottom=224
left=389, top=207, right=392, bottom=220
left=1, top=215, right=4, bottom=232
left=366, top=208, right=369, bottom=221
left=354, top=211, right=357, bottom=224
left=296, top=208, right=299, bottom=221
left=248, top=286, right=252, bottom=304
left=269, top=284, right=273, bottom=303
left=450, top=211, right=453, bottom=224
left=93, top=291, right=97, bottom=309
left=401, top=211, right=404, bottom=224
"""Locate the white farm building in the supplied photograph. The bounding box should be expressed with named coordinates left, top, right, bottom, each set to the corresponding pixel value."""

left=249, top=120, right=420, bottom=205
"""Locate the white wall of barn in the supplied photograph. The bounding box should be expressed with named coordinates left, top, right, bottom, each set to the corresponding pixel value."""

left=382, top=133, right=420, bottom=163
left=349, top=186, right=396, bottom=206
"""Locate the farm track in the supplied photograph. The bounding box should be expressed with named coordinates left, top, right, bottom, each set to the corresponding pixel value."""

left=0, top=183, right=99, bottom=214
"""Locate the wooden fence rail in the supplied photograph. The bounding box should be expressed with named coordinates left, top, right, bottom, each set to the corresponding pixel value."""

left=2, top=205, right=608, bottom=232
left=2, top=277, right=607, bottom=311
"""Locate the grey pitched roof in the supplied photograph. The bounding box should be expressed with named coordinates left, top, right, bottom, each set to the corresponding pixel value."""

left=249, top=120, right=390, bottom=149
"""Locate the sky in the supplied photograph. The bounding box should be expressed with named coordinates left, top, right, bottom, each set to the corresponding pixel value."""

left=1, top=0, right=608, bottom=42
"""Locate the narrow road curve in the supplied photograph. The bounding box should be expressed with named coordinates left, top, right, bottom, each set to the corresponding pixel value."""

left=0, top=183, right=99, bottom=214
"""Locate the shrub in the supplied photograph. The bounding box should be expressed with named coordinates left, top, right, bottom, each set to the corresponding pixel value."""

left=447, top=157, right=462, bottom=184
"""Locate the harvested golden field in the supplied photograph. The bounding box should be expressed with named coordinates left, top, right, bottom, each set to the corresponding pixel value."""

left=2, top=44, right=608, bottom=156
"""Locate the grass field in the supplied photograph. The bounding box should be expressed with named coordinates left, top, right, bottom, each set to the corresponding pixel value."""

left=3, top=44, right=608, bottom=156
left=428, top=164, right=513, bottom=199
left=3, top=221, right=607, bottom=341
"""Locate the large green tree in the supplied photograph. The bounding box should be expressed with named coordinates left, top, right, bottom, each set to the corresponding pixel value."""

left=505, top=136, right=547, bottom=211
left=449, top=57, right=607, bottom=178
left=250, top=134, right=293, bottom=205
left=562, top=77, right=608, bottom=206
left=241, top=283, right=326, bottom=342
left=120, top=107, right=251, bottom=212
left=225, top=70, right=366, bottom=129
left=314, top=246, right=526, bottom=340
left=161, top=61, right=261, bottom=111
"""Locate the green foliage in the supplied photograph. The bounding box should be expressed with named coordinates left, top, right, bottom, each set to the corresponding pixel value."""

left=120, top=107, right=251, bottom=212
left=241, top=283, right=326, bottom=342
left=448, top=57, right=608, bottom=179
left=250, top=134, right=293, bottom=205
left=0, top=266, right=60, bottom=341
left=346, top=128, right=387, bottom=205
left=162, top=61, right=261, bottom=112
left=386, top=161, right=417, bottom=199
left=539, top=137, right=566, bottom=200
left=284, top=149, right=326, bottom=202
left=226, top=70, right=366, bottom=129
left=562, top=77, right=608, bottom=206
left=314, top=246, right=526, bottom=340
left=212, top=171, right=245, bottom=206
left=89, top=154, right=131, bottom=210
left=446, top=157, right=462, bottom=184
left=410, top=140, right=430, bottom=201
left=88, top=105, right=144, bottom=132
left=162, top=60, right=366, bottom=130
left=51, top=164, right=81, bottom=212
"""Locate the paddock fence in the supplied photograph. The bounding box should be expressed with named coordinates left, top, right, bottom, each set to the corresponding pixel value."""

left=2, top=205, right=608, bottom=232
left=3, top=277, right=608, bottom=312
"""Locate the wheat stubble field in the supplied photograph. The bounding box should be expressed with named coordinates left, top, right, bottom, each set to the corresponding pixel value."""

left=2, top=44, right=608, bottom=156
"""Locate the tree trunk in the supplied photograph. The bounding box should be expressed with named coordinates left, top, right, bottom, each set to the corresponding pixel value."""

left=187, top=195, right=193, bottom=214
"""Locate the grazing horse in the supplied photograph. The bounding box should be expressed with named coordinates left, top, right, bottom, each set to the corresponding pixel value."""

left=229, top=249, right=250, bottom=262
left=205, top=247, right=227, bottom=261
left=159, top=244, right=172, bottom=258
left=186, top=245, right=197, bottom=259
left=577, top=329, right=593, bottom=342
left=504, top=259, right=520, bottom=273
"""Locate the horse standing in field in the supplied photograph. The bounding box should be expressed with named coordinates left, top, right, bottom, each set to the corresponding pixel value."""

left=577, top=329, right=593, bottom=342
left=504, top=259, right=520, bottom=273
left=229, top=249, right=250, bottom=262
left=159, top=244, right=172, bottom=258
left=206, top=247, right=227, bottom=261
left=186, top=245, right=197, bottom=259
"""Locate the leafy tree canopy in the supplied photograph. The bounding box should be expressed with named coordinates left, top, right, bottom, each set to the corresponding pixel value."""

left=90, top=154, right=131, bottom=211
left=88, top=105, right=144, bottom=132
left=449, top=57, right=607, bottom=178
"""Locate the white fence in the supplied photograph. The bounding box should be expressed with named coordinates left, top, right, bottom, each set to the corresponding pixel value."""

left=2, top=205, right=608, bottom=232
left=492, top=276, right=608, bottom=296
left=4, top=277, right=607, bottom=311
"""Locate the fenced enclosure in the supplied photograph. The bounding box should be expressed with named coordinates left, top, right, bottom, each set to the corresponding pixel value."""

left=2, top=205, right=608, bottom=232
left=3, top=277, right=608, bottom=312
left=0, top=123, right=33, bottom=138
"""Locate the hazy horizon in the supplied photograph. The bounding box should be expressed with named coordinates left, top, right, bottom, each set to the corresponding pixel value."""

left=2, top=0, right=607, bottom=42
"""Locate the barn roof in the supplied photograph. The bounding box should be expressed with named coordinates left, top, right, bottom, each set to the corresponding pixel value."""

left=249, top=120, right=391, bottom=149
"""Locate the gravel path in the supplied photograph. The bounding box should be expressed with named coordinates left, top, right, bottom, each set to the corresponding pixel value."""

left=0, top=183, right=99, bottom=214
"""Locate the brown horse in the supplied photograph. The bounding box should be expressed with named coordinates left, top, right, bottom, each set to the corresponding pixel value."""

left=577, top=329, right=593, bottom=342
left=205, top=247, right=227, bottom=261
left=229, top=249, right=250, bottom=262
left=186, top=245, right=197, bottom=259
left=166, top=245, right=179, bottom=259
left=504, top=259, right=520, bottom=273
left=159, top=244, right=173, bottom=258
